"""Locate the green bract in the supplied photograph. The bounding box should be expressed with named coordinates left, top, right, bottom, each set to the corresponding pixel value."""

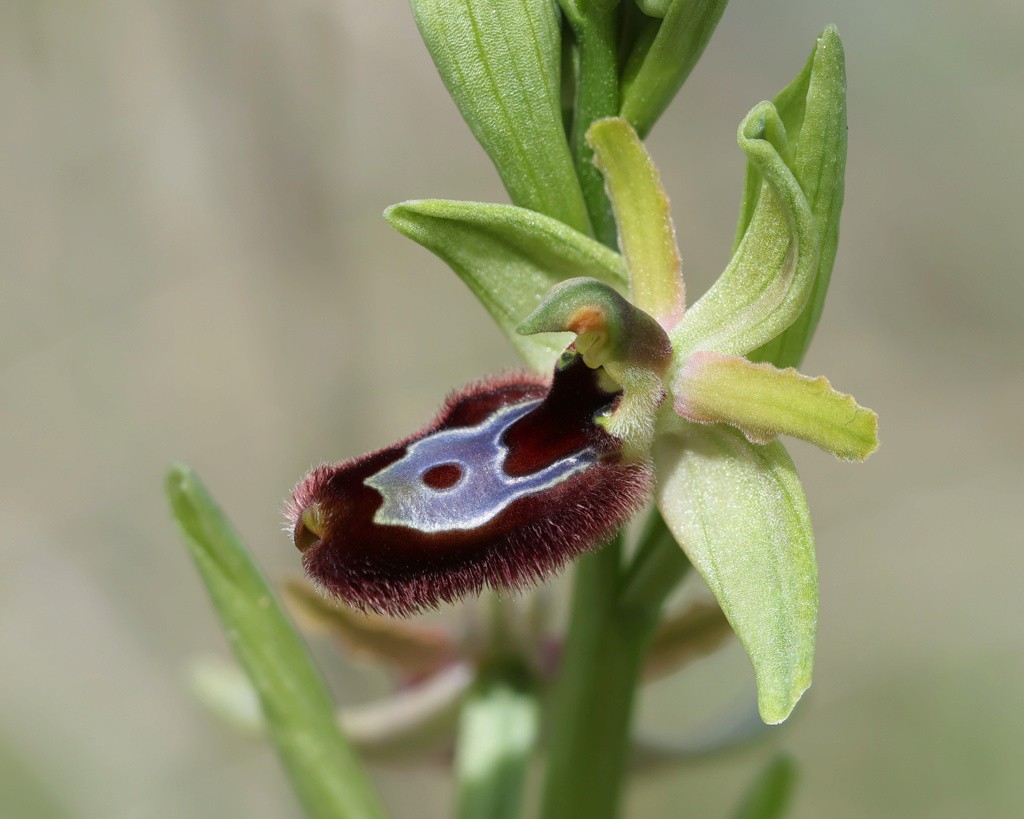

left=392, top=26, right=876, bottom=724
left=410, top=0, right=592, bottom=236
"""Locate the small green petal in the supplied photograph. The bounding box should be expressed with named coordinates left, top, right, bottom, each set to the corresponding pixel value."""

left=410, top=0, right=592, bottom=235
left=669, top=102, right=818, bottom=362
left=385, top=200, right=628, bottom=372
left=620, top=0, right=731, bottom=138
left=674, top=351, right=879, bottom=461
left=751, top=26, right=848, bottom=369
left=654, top=427, right=817, bottom=724
left=586, top=117, right=686, bottom=329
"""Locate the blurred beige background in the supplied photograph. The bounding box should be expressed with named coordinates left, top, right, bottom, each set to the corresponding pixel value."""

left=2, top=0, right=1022, bottom=817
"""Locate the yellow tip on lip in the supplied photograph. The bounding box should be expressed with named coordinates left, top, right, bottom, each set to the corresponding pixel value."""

left=295, top=503, right=326, bottom=553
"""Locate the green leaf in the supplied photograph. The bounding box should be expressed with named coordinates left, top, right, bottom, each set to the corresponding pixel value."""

left=746, top=26, right=847, bottom=369
left=455, top=671, right=539, bottom=819
left=732, top=753, right=799, bottom=819
left=411, top=0, right=592, bottom=236
left=586, top=117, right=685, bottom=328
left=668, top=102, right=818, bottom=362
left=673, top=351, right=879, bottom=460
left=654, top=427, right=817, bottom=723
left=384, top=199, right=628, bottom=372
left=619, top=0, right=730, bottom=138
left=166, top=465, right=388, bottom=819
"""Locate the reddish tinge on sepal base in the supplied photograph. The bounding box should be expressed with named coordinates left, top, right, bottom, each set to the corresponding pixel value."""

left=287, top=352, right=652, bottom=616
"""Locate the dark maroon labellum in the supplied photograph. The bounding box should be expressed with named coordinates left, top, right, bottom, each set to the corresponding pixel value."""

left=287, top=351, right=652, bottom=616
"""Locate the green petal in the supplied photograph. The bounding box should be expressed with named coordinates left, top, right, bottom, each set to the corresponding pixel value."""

left=654, top=427, right=817, bottom=724
left=669, top=102, right=818, bottom=362
left=166, top=465, right=388, bottom=819
left=674, top=351, right=879, bottom=461
left=411, top=0, right=592, bottom=235
left=586, top=117, right=686, bottom=329
left=385, top=199, right=628, bottom=372
left=745, top=27, right=848, bottom=369
left=620, top=0, right=731, bottom=138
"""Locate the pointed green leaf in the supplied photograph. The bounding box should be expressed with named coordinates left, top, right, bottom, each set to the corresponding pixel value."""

left=669, top=102, right=818, bottom=362
left=166, top=465, right=388, bottom=819
left=746, top=27, right=848, bottom=369
left=654, top=427, right=817, bottom=723
left=586, top=118, right=685, bottom=328
left=674, top=351, right=879, bottom=460
left=384, top=199, right=628, bottom=372
left=620, top=0, right=730, bottom=138
left=732, top=753, right=799, bottom=819
left=411, top=0, right=592, bottom=235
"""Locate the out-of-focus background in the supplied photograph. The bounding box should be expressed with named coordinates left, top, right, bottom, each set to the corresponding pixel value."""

left=2, top=0, right=1022, bottom=816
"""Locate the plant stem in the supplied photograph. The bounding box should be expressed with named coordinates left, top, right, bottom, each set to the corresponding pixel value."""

left=455, top=664, right=539, bottom=819
left=540, top=518, right=690, bottom=819
left=569, top=6, right=620, bottom=249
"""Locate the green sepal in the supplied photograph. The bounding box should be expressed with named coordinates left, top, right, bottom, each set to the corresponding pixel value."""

left=411, top=0, right=592, bottom=236
left=586, top=118, right=686, bottom=329
left=668, top=102, right=818, bottom=362
left=619, top=0, right=730, bottom=138
left=385, top=199, right=628, bottom=372
left=674, top=351, right=879, bottom=461
left=166, top=465, right=388, bottom=819
left=744, top=26, right=848, bottom=369
left=654, top=427, right=817, bottom=724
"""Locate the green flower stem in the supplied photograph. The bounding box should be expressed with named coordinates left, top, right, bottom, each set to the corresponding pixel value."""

left=454, top=666, right=539, bottom=819
left=166, top=466, right=388, bottom=819
left=619, top=508, right=691, bottom=612
left=568, top=6, right=621, bottom=248
left=540, top=517, right=689, bottom=819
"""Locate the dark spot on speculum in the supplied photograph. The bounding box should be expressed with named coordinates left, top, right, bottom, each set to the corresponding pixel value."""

left=421, top=462, right=463, bottom=490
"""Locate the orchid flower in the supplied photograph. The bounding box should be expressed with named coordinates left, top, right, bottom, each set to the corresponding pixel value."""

left=287, top=25, right=877, bottom=726
left=170, top=7, right=879, bottom=819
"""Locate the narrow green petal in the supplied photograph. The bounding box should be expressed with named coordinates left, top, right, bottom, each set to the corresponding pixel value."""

left=166, top=465, right=388, bottom=819
left=586, top=117, right=686, bottom=329
left=674, top=351, right=879, bottom=461
left=654, top=428, right=817, bottom=724
left=385, top=199, right=628, bottom=372
left=411, top=0, right=592, bottom=235
left=669, top=102, right=818, bottom=362
left=747, top=26, right=848, bottom=369
left=620, top=0, right=730, bottom=138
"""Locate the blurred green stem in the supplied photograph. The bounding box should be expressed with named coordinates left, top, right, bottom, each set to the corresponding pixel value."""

left=540, top=517, right=690, bottom=819
left=568, top=6, right=621, bottom=248
left=455, top=665, right=539, bottom=819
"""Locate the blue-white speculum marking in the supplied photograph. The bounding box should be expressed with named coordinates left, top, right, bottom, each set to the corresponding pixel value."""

left=365, top=399, right=598, bottom=533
